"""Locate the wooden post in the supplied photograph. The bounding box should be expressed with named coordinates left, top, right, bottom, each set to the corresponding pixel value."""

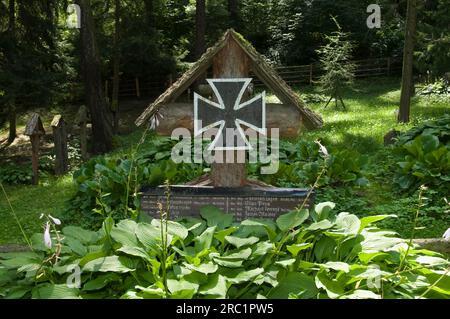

left=51, top=115, right=69, bottom=175
left=309, top=64, right=313, bottom=85
left=76, top=105, right=88, bottom=161
left=135, top=77, right=141, bottom=98
left=211, top=34, right=249, bottom=187
left=24, top=114, right=45, bottom=185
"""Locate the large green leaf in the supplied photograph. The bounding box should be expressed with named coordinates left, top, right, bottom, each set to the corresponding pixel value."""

left=111, top=220, right=139, bottom=247
left=62, top=226, right=100, bottom=244
left=312, top=202, right=336, bottom=221
left=223, top=268, right=264, bottom=284
left=184, top=262, right=218, bottom=274
left=339, top=290, right=381, bottom=299
left=332, top=213, right=361, bottom=236
left=32, top=284, right=80, bottom=299
left=225, top=236, right=259, bottom=248
left=287, top=243, right=313, bottom=257
left=83, top=273, right=121, bottom=291
left=315, top=271, right=345, bottom=299
left=276, top=209, right=309, bottom=232
left=268, top=273, right=318, bottom=299
left=0, top=252, right=42, bottom=269
left=135, top=223, right=161, bottom=251
left=199, top=274, right=228, bottom=298
left=194, top=226, right=216, bottom=252
left=83, top=256, right=135, bottom=273
left=63, top=236, right=88, bottom=256
left=167, top=279, right=199, bottom=294
left=359, top=215, right=396, bottom=232
left=200, top=206, right=233, bottom=229
left=150, top=220, right=189, bottom=240
left=214, top=227, right=238, bottom=245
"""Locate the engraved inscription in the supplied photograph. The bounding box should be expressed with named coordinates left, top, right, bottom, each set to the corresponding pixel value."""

left=141, top=193, right=310, bottom=221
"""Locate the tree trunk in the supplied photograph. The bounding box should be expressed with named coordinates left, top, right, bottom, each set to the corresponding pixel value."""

left=76, top=0, right=113, bottom=154
left=398, top=0, right=417, bottom=123
left=143, top=0, right=154, bottom=30
left=228, top=0, right=239, bottom=29
left=7, top=0, right=16, bottom=145
left=195, top=0, right=206, bottom=59
left=111, top=0, right=121, bottom=133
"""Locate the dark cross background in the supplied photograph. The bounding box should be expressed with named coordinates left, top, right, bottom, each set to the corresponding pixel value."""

left=195, top=79, right=264, bottom=149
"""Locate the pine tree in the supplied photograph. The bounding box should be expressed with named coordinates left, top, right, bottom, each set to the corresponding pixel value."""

left=316, top=18, right=356, bottom=110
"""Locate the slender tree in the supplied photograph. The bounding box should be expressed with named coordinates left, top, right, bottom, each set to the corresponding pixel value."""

left=6, top=0, right=16, bottom=145
left=195, top=0, right=206, bottom=59
left=398, top=0, right=417, bottom=123
left=111, top=0, right=121, bottom=133
left=316, top=18, right=356, bottom=110
left=76, top=0, right=113, bottom=154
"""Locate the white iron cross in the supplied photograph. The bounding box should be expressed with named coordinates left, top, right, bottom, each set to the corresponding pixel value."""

left=194, top=78, right=266, bottom=151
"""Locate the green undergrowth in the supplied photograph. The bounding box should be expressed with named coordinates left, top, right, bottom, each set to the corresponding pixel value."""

left=1, top=202, right=449, bottom=299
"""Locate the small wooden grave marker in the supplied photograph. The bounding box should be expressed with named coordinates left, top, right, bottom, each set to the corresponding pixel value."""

left=25, top=113, right=45, bottom=185
left=76, top=105, right=88, bottom=161
left=51, top=115, right=69, bottom=175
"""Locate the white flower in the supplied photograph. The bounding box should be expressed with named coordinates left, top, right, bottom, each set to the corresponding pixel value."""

left=443, top=228, right=450, bottom=240
left=149, top=112, right=164, bottom=130
left=49, top=215, right=61, bottom=225
left=44, top=222, right=52, bottom=249
left=315, top=140, right=329, bottom=158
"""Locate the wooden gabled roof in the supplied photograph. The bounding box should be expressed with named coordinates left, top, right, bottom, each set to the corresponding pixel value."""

left=135, top=29, right=323, bottom=129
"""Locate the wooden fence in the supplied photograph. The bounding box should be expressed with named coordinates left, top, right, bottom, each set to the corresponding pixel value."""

left=107, top=56, right=402, bottom=99
left=253, top=57, right=402, bottom=86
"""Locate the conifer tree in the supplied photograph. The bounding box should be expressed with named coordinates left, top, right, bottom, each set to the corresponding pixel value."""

left=317, top=18, right=356, bottom=110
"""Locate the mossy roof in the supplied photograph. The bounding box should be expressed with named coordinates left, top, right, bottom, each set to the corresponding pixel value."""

left=136, top=29, right=323, bottom=129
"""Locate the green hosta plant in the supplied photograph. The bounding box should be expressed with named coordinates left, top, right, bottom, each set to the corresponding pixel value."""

left=394, top=133, right=450, bottom=190
left=251, top=140, right=368, bottom=188
left=1, top=202, right=449, bottom=299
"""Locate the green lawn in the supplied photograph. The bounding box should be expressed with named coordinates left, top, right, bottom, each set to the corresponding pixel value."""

left=0, top=77, right=448, bottom=244
left=0, top=176, right=76, bottom=245
left=298, top=77, right=447, bottom=153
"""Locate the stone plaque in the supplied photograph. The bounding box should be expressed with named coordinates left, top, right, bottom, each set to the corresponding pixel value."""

left=141, top=185, right=313, bottom=221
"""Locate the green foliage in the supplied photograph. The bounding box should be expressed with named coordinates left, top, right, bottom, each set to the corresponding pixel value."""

left=417, top=78, right=450, bottom=96
left=251, top=140, right=368, bottom=188
left=0, top=158, right=56, bottom=185
left=393, top=116, right=450, bottom=191
left=1, top=203, right=449, bottom=299
left=0, top=164, right=32, bottom=185
left=62, top=137, right=204, bottom=230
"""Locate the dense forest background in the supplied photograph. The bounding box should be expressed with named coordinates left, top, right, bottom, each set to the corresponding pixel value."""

left=0, top=0, right=449, bottom=125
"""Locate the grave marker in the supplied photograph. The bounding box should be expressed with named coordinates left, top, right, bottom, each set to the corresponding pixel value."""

left=25, top=113, right=45, bottom=185
left=137, top=30, right=323, bottom=220
left=51, top=115, right=69, bottom=175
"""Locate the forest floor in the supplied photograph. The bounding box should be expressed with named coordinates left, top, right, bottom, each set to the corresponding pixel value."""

left=0, top=77, right=449, bottom=245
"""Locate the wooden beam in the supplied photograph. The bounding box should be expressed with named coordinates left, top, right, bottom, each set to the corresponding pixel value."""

left=153, top=102, right=301, bottom=138
left=210, top=35, right=248, bottom=187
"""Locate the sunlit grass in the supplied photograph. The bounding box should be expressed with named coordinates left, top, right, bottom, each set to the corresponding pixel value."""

left=0, top=175, right=76, bottom=245
left=293, top=77, right=449, bottom=154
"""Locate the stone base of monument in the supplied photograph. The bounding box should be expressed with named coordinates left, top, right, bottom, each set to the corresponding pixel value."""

left=141, top=185, right=314, bottom=221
